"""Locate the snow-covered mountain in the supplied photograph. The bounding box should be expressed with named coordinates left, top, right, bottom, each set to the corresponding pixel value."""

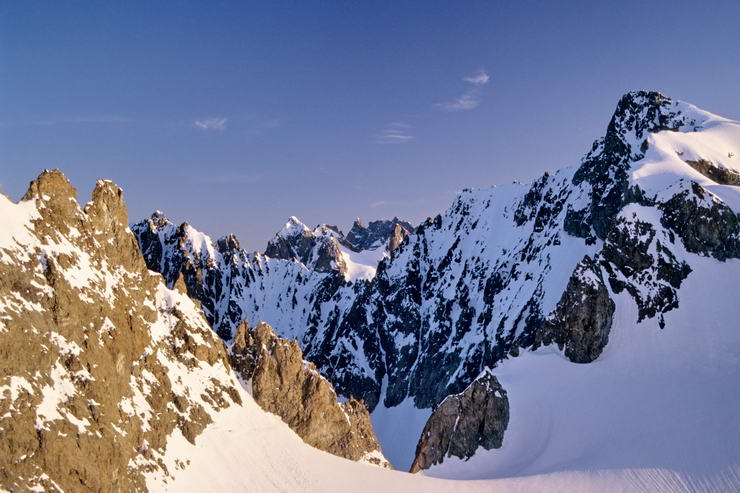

left=262, top=216, right=411, bottom=281
left=131, top=91, right=740, bottom=476
left=0, top=171, right=394, bottom=491
left=4, top=90, right=737, bottom=492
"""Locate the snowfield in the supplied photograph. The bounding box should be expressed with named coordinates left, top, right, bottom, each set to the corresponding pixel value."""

left=338, top=243, right=387, bottom=281
left=428, top=251, right=740, bottom=491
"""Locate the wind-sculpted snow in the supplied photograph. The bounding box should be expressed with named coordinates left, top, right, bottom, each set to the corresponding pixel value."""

left=133, top=91, right=740, bottom=472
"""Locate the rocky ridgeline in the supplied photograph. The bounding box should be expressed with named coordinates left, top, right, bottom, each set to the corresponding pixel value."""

left=132, top=213, right=412, bottom=342
left=0, top=171, right=390, bottom=491
left=0, top=171, right=243, bottom=491
left=410, top=370, right=509, bottom=473
left=263, top=216, right=413, bottom=276
left=264, top=218, right=348, bottom=275
left=132, top=91, right=740, bottom=470
left=345, top=218, right=414, bottom=251
left=230, top=321, right=389, bottom=468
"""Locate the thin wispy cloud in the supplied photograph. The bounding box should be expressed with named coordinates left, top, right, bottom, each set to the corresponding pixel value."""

left=435, top=68, right=490, bottom=112
left=194, top=117, right=228, bottom=131
left=463, top=70, right=490, bottom=86
left=434, top=88, right=481, bottom=112
left=377, top=122, right=415, bottom=144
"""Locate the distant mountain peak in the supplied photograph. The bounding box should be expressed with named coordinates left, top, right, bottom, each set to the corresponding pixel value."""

left=345, top=217, right=414, bottom=251
left=279, top=216, right=310, bottom=237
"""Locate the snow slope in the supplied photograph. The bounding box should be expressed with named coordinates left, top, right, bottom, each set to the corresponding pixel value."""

left=339, top=243, right=388, bottom=281
left=428, top=244, right=740, bottom=492
left=157, top=355, right=740, bottom=493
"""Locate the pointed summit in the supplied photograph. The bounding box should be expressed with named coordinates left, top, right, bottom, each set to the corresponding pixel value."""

left=278, top=216, right=310, bottom=238
left=569, top=90, right=707, bottom=240
left=604, top=91, right=697, bottom=151
left=22, top=169, right=79, bottom=220
left=149, top=210, right=171, bottom=228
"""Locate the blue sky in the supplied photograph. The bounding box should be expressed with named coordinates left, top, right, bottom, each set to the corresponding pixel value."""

left=2, top=1, right=740, bottom=250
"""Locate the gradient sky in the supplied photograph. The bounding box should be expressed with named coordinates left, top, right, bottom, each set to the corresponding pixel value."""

left=2, top=1, right=740, bottom=251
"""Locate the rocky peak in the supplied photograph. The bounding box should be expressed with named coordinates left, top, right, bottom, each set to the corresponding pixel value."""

left=611, top=91, right=679, bottom=138
left=149, top=210, right=171, bottom=228
left=85, top=180, right=129, bottom=233
left=315, top=223, right=344, bottom=238
left=279, top=215, right=310, bottom=238
left=0, top=172, right=244, bottom=491
left=216, top=233, right=241, bottom=254
left=229, top=320, right=391, bottom=467
left=569, top=91, right=702, bottom=240
left=345, top=217, right=414, bottom=251
left=265, top=217, right=347, bottom=275
left=387, top=223, right=411, bottom=252
left=410, top=370, right=509, bottom=473
left=131, top=212, right=185, bottom=287
left=21, top=169, right=81, bottom=226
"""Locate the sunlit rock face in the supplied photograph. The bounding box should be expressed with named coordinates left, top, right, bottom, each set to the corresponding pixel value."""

left=229, top=320, right=390, bottom=468
left=0, top=171, right=243, bottom=492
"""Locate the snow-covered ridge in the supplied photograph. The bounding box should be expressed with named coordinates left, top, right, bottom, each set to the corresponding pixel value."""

left=132, top=91, right=740, bottom=478
left=131, top=212, right=414, bottom=342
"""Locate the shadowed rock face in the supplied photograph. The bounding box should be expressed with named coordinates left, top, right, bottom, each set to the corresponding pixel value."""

left=345, top=218, right=414, bottom=251
left=540, top=256, right=615, bottom=363
left=0, top=170, right=242, bottom=492
left=264, top=221, right=348, bottom=275
left=660, top=182, right=740, bottom=261
left=410, top=371, right=509, bottom=473
left=229, top=321, right=391, bottom=468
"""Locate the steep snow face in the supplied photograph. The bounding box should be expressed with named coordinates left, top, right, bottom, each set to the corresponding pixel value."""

left=133, top=91, right=740, bottom=474
left=338, top=243, right=388, bottom=281
left=631, top=106, right=740, bottom=208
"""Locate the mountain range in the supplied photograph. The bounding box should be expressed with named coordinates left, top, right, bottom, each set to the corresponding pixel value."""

left=1, top=91, right=739, bottom=491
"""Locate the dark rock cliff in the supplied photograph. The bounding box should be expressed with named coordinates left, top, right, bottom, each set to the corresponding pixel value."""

left=410, top=370, right=509, bottom=473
